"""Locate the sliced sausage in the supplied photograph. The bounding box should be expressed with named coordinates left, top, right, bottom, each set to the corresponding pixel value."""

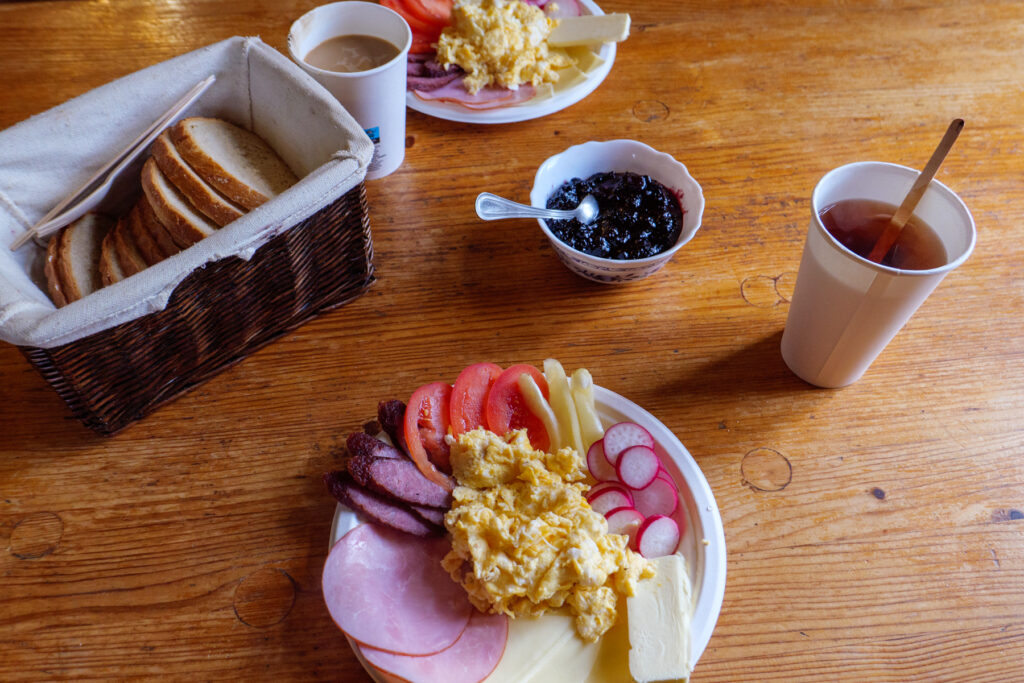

left=348, top=454, right=454, bottom=509
left=377, top=400, right=409, bottom=454
left=322, top=523, right=472, bottom=655
left=323, top=471, right=442, bottom=536
left=361, top=610, right=509, bottom=683
left=348, top=432, right=405, bottom=460
left=410, top=504, right=446, bottom=528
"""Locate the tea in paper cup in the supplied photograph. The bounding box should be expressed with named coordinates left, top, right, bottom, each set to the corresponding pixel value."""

left=780, top=161, right=976, bottom=388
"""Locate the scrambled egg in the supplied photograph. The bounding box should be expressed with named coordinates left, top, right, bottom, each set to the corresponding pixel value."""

left=436, top=0, right=573, bottom=94
left=442, top=429, right=654, bottom=642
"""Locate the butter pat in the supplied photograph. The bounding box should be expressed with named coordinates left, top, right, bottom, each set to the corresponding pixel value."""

left=548, top=13, right=631, bottom=47
left=626, top=554, right=693, bottom=683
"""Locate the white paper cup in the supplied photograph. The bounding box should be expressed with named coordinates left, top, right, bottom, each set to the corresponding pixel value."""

left=780, top=162, right=976, bottom=388
left=289, top=2, right=412, bottom=179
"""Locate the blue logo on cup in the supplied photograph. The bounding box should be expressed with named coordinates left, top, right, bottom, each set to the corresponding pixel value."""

left=364, top=126, right=380, bottom=144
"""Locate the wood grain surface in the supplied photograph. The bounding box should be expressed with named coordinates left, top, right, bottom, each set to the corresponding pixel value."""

left=2, top=0, right=1023, bottom=680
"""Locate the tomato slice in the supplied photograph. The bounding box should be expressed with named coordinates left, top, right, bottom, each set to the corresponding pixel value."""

left=404, top=381, right=454, bottom=477
left=410, top=37, right=436, bottom=54
left=381, top=0, right=444, bottom=38
left=450, top=362, right=503, bottom=436
left=405, top=0, right=453, bottom=25
left=485, top=364, right=550, bottom=451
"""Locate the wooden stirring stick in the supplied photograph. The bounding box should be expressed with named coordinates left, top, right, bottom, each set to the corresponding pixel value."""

left=866, top=118, right=964, bottom=264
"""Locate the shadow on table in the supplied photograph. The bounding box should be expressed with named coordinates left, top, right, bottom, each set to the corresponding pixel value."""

left=669, top=329, right=820, bottom=399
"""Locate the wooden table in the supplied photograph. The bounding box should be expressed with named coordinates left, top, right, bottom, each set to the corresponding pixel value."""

left=2, top=0, right=1022, bottom=680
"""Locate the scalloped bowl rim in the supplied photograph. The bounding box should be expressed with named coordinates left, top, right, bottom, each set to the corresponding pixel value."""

left=530, top=139, right=706, bottom=266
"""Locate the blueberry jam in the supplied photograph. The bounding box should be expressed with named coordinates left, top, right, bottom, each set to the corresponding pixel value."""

left=545, top=171, right=684, bottom=260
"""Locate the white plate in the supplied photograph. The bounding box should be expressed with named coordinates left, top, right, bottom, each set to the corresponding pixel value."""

left=329, top=385, right=727, bottom=681
left=405, top=0, right=616, bottom=125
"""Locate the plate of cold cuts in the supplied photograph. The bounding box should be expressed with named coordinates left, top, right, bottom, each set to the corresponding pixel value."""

left=406, top=0, right=618, bottom=125
left=321, top=380, right=726, bottom=683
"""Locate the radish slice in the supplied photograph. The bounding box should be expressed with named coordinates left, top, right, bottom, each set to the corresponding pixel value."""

left=636, top=515, right=681, bottom=558
left=588, top=489, right=632, bottom=516
left=543, top=0, right=582, bottom=18
left=633, top=476, right=679, bottom=518
left=605, top=507, right=644, bottom=548
left=587, top=440, right=618, bottom=482
left=588, top=482, right=634, bottom=505
left=615, top=445, right=660, bottom=490
left=603, top=422, right=655, bottom=465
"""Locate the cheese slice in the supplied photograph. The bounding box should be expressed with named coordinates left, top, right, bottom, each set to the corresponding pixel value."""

left=549, top=14, right=631, bottom=47
left=626, top=554, right=693, bottom=682
left=563, top=45, right=606, bottom=72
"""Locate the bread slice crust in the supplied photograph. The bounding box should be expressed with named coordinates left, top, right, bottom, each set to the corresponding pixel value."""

left=169, top=117, right=297, bottom=210
left=112, top=212, right=148, bottom=278
left=152, top=130, right=245, bottom=227
left=126, top=199, right=165, bottom=266
left=56, top=214, right=111, bottom=303
left=99, top=225, right=126, bottom=287
left=141, top=157, right=217, bottom=248
left=45, top=233, right=69, bottom=307
left=137, top=193, right=184, bottom=255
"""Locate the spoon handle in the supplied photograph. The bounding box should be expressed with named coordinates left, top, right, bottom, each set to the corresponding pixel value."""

left=475, top=192, right=576, bottom=221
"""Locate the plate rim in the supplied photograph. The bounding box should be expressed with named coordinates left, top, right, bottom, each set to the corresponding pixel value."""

left=405, top=0, right=616, bottom=125
left=328, top=384, right=727, bottom=679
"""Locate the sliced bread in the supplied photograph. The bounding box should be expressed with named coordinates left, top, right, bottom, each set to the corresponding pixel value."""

left=112, top=212, right=148, bottom=278
left=99, top=226, right=127, bottom=287
left=137, top=193, right=183, bottom=255
left=141, top=157, right=218, bottom=248
left=55, top=213, right=112, bottom=303
left=169, top=117, right=298, bottom=210
left=45, top=233, right=69, bottom=307
left=126, top=199, right=165, bottom=266
left=151, top=130, right=245, bottom=227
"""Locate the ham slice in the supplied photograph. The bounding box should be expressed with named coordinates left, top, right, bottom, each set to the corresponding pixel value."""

left=322, top=524, right=472, bottom=655
left=361, top=611, right=509, bottom=683
left=413, top=82, right=536, bottom=110
left=458, top=86, right=536, bottom=110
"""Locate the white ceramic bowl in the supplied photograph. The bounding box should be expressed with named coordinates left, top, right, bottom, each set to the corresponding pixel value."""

left=530, top=140, right=705, bottom=283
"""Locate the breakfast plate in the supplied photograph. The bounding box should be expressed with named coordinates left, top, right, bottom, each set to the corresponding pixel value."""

left=328, top=384, right=727, bottom=682
left=405, top=0, right=617, bottom=125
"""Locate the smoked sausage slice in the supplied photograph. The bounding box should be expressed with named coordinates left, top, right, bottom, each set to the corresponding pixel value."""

left=348, top=454, right=454, bottom=509
left=324, top=471, right=442, bottom=536
left=347, top=432, right=405, bottom=460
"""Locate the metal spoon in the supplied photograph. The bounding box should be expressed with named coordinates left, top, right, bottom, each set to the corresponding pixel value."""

left=475, top=192, right=599, bottom=224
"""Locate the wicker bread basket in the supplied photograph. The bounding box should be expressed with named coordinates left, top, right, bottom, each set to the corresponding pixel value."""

left=0, top=38, right=376, bottom=434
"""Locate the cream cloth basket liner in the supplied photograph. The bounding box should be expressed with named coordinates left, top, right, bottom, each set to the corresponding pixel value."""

left=0, top=36, right=374, bottom=348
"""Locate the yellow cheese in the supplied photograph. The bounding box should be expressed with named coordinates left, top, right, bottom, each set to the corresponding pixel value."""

left=563, top=45, right=606, bottom=72
left=626, top=554, right=693, bottom=682
left=485, top=604, right=632, bottom=682
left=548, top=13, right=631, bottom=47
